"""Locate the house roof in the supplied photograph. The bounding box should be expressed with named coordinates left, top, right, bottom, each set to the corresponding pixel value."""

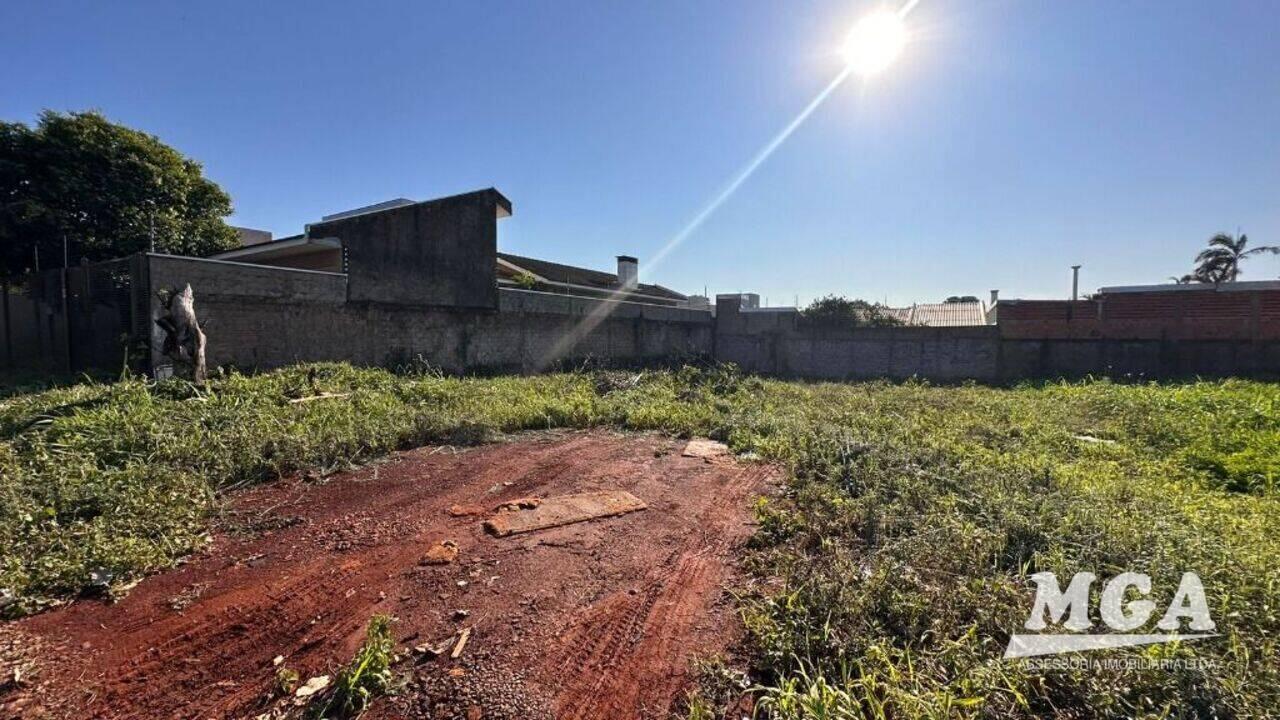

left=212, top=234, right=334, bottom=262
left=890, top=301, right=989, bottom=327
left=497, top=252, right=686, bottom=302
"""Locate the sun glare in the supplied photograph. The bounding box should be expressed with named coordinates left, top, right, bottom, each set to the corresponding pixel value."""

left=842, top=10, right=907, bottom=76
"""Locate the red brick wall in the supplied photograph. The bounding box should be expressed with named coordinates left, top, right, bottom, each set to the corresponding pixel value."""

left=998, top=288, right=1280, bottom=340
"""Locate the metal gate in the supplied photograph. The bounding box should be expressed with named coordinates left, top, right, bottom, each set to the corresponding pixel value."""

left=0, top=254, right=149, bottom=378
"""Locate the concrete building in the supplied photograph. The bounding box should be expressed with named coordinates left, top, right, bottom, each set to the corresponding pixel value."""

left=214, top=197, right=687, bottom=307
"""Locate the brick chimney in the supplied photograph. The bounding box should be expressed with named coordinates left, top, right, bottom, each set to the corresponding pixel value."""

left=617, top=255, right=638, bottom=289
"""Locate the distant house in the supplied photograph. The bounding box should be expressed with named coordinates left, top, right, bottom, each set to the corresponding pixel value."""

left=885, top=300, right=989, bottom=327
left=214, top=233, right=339, bottom=272
left=213, top=199, right=688, bottom=307
left=496, top=253, right=686, bottom=306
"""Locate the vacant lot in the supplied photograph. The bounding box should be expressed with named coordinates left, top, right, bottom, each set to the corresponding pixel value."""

left=2, top=364, right=1278, bottom=718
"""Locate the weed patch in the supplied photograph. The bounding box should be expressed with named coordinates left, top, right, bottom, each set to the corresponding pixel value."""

left=310, top=614, right=398, bottom=719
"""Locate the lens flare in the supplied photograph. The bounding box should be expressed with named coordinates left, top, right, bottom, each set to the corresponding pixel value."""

left=842, top=10, right=907, bottom=76
left=535, top=1, right=921, bottom=371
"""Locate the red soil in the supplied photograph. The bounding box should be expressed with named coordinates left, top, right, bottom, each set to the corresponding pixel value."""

left=3, top=431, right=777, bottom=720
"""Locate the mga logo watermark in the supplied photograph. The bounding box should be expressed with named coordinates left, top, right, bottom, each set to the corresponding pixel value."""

left=1004, top=571, right=1218, bottom=660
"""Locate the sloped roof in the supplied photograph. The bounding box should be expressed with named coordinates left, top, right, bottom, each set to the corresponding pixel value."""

left=497, top=252, right=686, bottom=301
left=891, top=301, right=989, bottom=327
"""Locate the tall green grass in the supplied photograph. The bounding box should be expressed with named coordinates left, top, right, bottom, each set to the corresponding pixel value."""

left=2, top=363, right=1277, bottom=716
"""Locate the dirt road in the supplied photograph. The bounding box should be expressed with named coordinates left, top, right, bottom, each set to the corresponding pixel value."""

left=4, top=431, right=777, bottom=719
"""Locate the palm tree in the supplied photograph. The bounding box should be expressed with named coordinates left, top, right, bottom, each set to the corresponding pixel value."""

left=1193, top=233, right=1278, bottom=282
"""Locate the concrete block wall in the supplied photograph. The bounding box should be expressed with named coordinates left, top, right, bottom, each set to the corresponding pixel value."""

left=714, top=294, right=1279, bottom=381
left=714, top=294, right=1002, bottom=381
left=138, top=259, right=1280, bottom=383
left=147, top=256, right=712, bottom=374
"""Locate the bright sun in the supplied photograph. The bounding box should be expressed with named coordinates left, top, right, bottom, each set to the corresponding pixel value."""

left=842, top=10, right=907, bottom=76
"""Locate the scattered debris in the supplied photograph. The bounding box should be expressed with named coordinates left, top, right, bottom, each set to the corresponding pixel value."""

left=168, top=582, right=210, bottom=611
left=1072, top=434, right=1117, bottom=445
left=237, top=553, right=267, bottom=567
left=293, top=674, right=330, bottom=703
left=484, top=490, right=647, bottom=537
left=421, top=540, right=460, bottom=565
left=1, top=666, right=24, bottom=693
left=496, top=497, right=540, bottom=512
left=275, top=667, right=300, bottom=695
left=83, top=567, right=116, bottom=598
left=287, top=392, right=352, bottom=404
left=451, top=628, right=472, bottom=659
left=592, top=370, right=645, bottom=395
left=682, top=438, right=729, bottom=459
left=453, top=609, right=471, bottom=621
left=413, top=644, right=445, bottom=660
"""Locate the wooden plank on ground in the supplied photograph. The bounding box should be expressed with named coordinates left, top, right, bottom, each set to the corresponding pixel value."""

left=483, top=490, right=647, bottom=537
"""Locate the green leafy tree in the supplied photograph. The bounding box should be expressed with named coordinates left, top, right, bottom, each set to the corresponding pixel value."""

left=0, top=110, right=238, bottom=277
left=1192, top=232, right=1277, bottom=284
left=801, top=294, right=903, bottom=327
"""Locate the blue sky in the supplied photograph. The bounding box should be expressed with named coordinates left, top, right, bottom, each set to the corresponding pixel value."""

left=3, top=1, right=1279, bottom=304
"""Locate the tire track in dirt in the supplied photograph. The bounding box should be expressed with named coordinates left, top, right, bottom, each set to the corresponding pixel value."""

left=6, top=431, right=777, bottom=720
left=544, top=467, right=764, bottom=720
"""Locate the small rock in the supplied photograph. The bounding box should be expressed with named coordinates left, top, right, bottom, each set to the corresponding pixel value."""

left=421, top=540, right=460, bottom=566
left=448, top=504, right=485, bottom=517
left=453, top=609, right=470, bottom=620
